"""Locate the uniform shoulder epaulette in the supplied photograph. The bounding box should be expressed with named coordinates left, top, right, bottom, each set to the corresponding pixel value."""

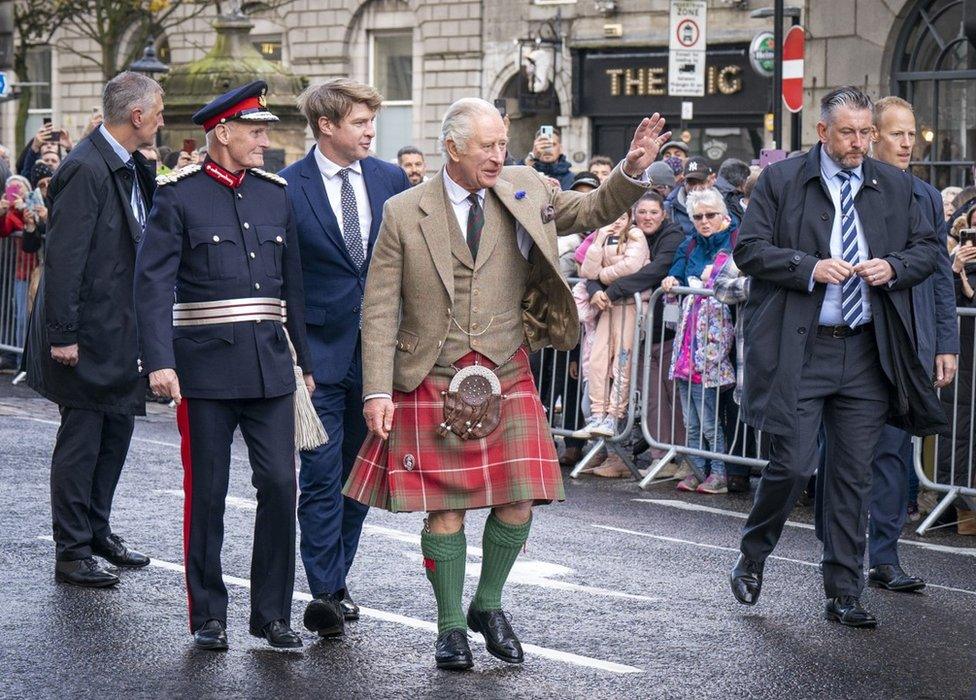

left=249, top=168, right=287, bottom=187
left=156, top=163, right=202, bottom=186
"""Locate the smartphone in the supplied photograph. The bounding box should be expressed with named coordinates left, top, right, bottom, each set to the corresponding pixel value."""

left=42, top=117, right=52, bottom=126
left=493, top=98, right=507, bottom=118
left=92, top=106, right=100, bottom=114
left=4, top=184, right=20, bottom=204
left=961, top=228, right=976, bottom=246
left=182, top=138, right=197, bottom=154
left=538, top=125, right=554, bottom=139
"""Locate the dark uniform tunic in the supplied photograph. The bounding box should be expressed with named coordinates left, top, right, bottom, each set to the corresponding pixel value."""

left=135, top=159, right=311, bottom=633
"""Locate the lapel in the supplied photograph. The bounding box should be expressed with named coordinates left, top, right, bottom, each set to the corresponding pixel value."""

left=492, top=176, right=549, bottom=259
left=361, top=157, right=384, bottom=259
left=854, top=158, right=886, bottom=257
left=298, top=148, right=357, bottom=272
left=89, top=129, right=141, bottom=243
left=473, top=189, right=503, bottom=270
left=441, top=181, right=475, bottom=270
left=418, top=170, right=456, bottom=300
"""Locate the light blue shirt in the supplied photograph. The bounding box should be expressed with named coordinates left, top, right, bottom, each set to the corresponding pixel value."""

left=98, top=124, right=144, bottom=226
left=816, top=147, right=872, bottom=326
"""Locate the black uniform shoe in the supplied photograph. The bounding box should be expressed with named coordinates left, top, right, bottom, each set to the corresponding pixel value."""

left=727, top=475, right=750, bottom=493
left=824, top=596, right=877, bottom=628
left=434, top=629, right=474, bottom=671
left=193, top=619, right=229, bottom=650
left=466, top=606, right=523, bottom=664
left=91, top=534, right=150, bottom=568
left=303, top=596, right=344, bottom=637
left=339, top=592, right=360, bottom=621
left=730, top=554, right=764, bottom=606
left=252, top=619, right=302, bottom=649
left=868, top=564, right=925, bottom=593
left=55, top=557, right=119, bottom=588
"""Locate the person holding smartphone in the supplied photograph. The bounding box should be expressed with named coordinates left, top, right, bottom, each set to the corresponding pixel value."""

left=523, top=125, right=575, bottom=190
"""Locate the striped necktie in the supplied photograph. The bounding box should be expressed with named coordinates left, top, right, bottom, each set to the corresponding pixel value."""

left=466, top=193, right=483, bottom=260
left=836, top=170, right=863, bottom=327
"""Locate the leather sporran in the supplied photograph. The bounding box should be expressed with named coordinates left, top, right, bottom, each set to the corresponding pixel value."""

left=438, top=364, right=504, bottom=440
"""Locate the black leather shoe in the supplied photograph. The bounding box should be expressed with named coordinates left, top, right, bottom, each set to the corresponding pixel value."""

left=434, top=629, right=474, bottom=670
left=194, top=619, right=228, bottom=650
left=91, top=534, right=150, bottom=568
left=868, top=564, right=925, bottom=593
left=303, top=596, right=344, bottom=637
left=339, top=593, right=360, bottom=621
left=730, top=554, right=764, bottom=606
left=727, top=475, right=750, bottom=493
left=252, top=619, right=302, bottom=649
left=55, top=557, right=119, bottom=588
left=467, top=606, right=523, bottom=664
left=824, top=596, right=877, bottom=628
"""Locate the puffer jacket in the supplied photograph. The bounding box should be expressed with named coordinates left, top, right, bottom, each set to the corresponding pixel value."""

left=580, top=225, right=650, bottom=294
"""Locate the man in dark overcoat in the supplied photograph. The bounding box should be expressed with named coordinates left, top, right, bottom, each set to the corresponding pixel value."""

left=26, top=72, right=163, bottom=587
left=729, top=86, right=944, bottom=628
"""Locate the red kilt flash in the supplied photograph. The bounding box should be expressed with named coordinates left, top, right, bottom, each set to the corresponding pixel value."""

left=344, top=348, right=564, bottom=513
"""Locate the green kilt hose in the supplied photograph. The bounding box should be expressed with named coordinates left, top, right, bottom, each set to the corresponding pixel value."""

left=343, top=347, right=564, bottom=513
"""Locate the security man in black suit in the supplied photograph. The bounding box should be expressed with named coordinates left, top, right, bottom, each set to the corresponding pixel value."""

left=134, top=81, right=313, bottom=651
left=26, top=71, right=161, bottom=587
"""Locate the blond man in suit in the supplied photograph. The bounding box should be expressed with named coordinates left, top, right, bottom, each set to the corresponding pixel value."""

left=343, top=98, right=670, bottom=670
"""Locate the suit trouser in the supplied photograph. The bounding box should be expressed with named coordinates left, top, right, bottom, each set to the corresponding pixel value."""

left=176, top=395, right=296, bottom=632
left=740, top=330, right=889, bottom=597
left=298, top=347, right=369, bottom=599
left=50, top=406, right=135, bottom=561
left=868, top=425, right=912, bottom=567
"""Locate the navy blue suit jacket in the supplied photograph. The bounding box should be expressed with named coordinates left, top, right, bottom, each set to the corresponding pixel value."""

left=911, top=176, right=959, bottom=370
left=280, top=149, right=410, bottom=385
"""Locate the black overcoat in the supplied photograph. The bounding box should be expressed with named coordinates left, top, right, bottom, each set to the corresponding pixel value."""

left=733, top=145, right=945, bottom=436
left=25, top=129, right=154, bottom=415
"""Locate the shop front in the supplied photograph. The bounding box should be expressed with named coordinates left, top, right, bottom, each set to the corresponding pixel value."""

left=572, top=43, right=772, bottom=167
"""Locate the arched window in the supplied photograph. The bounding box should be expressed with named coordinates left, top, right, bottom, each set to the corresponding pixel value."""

left=891, top=0, right=976, bottom=187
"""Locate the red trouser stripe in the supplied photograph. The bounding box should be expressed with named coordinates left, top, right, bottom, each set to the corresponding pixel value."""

left=176, top=399, right=194, bottom=632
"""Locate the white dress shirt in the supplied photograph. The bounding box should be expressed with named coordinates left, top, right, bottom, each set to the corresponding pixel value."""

left=314, top=146, right=372, bottom=258
left=99, top=124, right=144, bottom=226
left=815, top=148, right=872, bottom=326
left=442, top=169, right=533, bottom=259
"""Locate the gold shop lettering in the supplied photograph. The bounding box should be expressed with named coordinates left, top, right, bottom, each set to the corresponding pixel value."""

left=605, top=65, right=743, bottom=96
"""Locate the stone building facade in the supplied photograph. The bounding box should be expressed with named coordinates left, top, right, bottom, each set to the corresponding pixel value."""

left=2, top=0, right=972, bottom=186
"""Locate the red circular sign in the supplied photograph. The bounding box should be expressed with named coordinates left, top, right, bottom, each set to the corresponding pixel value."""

left=782, top=25, right=806, bottom=113
left=675, top=19, right=700, bottom=48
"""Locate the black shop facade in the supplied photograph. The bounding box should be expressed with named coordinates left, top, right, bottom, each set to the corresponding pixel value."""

left=572, top=43, right=772, bottom=167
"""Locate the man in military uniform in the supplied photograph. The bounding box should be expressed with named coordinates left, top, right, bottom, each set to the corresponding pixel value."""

left=135, top=81, right=313, bottom=651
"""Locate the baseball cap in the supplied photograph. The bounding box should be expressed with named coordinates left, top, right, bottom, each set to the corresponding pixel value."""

left=645, top=161, right=676, bottom=188
left=570, top=171, right=601, bottom=190
left=683, top=156, right=713, bottom=181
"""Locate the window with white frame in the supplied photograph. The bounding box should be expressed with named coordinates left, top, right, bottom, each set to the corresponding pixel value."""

left=370, top=31, right=412, bottom=161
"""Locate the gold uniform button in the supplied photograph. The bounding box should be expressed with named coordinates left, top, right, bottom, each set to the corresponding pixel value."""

left=249, top=252, right=256, bottom=259
left=275, top=235, right=283, bottom=243
left=212, top=235, right=220, bottom=242
left=243, top=222, right=250, bottom=229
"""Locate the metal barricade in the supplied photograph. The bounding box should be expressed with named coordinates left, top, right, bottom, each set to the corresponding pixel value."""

left=0, top=236, right=24, bottom=355
left=532, top=278, right=645, bottom=479
left=913, top=306, right=976, bottom=536
left=637, top=286, right=768, bottom=490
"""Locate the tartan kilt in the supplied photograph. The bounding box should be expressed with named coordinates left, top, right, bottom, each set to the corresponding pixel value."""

left=344, top=347, right=564, bottom=513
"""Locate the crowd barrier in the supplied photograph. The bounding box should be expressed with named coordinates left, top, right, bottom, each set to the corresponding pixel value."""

left=0, top=236, right=24, bottom=355
left=913, top=306, right=976, bottom=536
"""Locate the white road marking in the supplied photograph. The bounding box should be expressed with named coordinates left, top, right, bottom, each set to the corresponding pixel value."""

left=633, top=498, right=976, bottom=559
left=36, top=536, right=641, bottom=675
left=158, top=490, right=657, bottom=602
left=592, top=524, right=976, bottom=597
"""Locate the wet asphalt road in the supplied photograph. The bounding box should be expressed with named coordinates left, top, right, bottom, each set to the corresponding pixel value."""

left=1, top=380, right=975, bottom=700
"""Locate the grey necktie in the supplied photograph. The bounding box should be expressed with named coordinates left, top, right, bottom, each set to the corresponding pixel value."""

left=337, top=168, right=365, bottom=268
left=124, top=158, right=147, bottom=230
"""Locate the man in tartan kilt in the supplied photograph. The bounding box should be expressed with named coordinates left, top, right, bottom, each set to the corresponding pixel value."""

left=343, top=98, right=670, bottom=670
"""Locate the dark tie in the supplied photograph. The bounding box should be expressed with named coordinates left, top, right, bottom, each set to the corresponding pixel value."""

left=125, top=158, right=147, bottom=230
left=466, top=193, right=483, bottom=260
left=836, top=170, right=864, bottom=327
left=337, top=168, right=366, bottom=269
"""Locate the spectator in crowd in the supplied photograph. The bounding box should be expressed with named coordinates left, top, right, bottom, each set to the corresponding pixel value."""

left=661, top=188, right=737, bottom=494
left=741, top=173, right=759, bottom=209
left=591, top=191, right=686, bottom=462
left=397, top=146, right=427, bottom=186
left=588, top=155, right=613, bottom=183
left=666, top=156, right=716, bottom=238
left=162, top=149, right=181, bottom=171
left=524, top=128, right=575, bottom=190
left=138, top=146, right=160, bottom=174
left=660, top=140, right=689, bottom=164
left=579, top=209, right=649, bottom=477
left=949, top=214, right=968, bottom=248
left=645, top=160, right=676, bottom=199
left=715, top=158, right=750, bottom=228
left=0, top=174, right=45, bottom=359
left=941, top=186, right=962, bottom=221
left=39, top=143, right=62, bottom=171
left=175, top=149, right=194, bottom=169
left=0, top=143, right=13, bottom=183
left=947, top=183, right=976, bottom=224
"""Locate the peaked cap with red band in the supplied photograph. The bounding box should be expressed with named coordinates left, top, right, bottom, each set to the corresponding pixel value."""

left=191, top=80, right=279, bottom=132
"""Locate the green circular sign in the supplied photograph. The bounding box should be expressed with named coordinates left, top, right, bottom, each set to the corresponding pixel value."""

left=750, top=32, right=775, bottom=78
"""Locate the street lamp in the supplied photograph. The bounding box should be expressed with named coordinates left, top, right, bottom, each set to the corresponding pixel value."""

left=129, top=39, right=168, bottom=147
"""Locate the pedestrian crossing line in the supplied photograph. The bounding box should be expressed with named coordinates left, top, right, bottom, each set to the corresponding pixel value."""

left=35, top=536, right=642, bottom=675
left=632, top=498, right=976, bottom=559
left=592, top=524, right=976, bottom=597
left=155, top=489, right=659, bottom=603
